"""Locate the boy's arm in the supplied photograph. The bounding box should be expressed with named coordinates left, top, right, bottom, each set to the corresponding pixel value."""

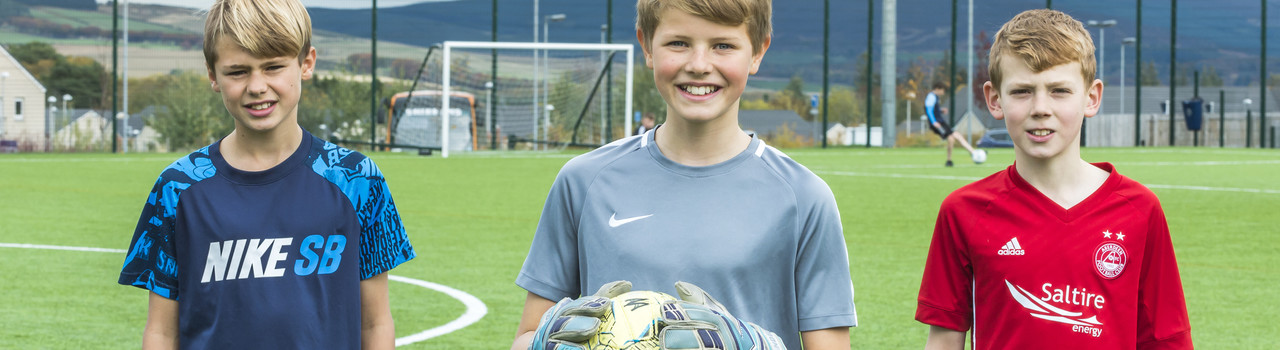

left=361, top=272, right=395, bottom=350
left=1135, top=208, right=1192, bottom=349
left=510, top=292, right=556, bottom=350
left=800, top=327, right=850, bottom=350
left=924, top=325, right=965, bottom=350
left=142, top=292, right=178, bottom=350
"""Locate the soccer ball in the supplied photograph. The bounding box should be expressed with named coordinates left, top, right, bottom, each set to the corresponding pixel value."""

left=586, top=290, right=678, bottom=350
left=972, top=149, right=988, bottom=164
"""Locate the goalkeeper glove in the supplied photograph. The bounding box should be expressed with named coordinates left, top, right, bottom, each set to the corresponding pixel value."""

left=658, top=281, right=787, bottom=350
left=528, top=280, right=633, bottom=350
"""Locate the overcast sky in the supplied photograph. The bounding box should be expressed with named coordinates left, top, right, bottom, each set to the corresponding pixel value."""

left=111, top=0, right=458, bottom=10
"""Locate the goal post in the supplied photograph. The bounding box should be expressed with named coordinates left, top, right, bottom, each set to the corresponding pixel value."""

left=440, top=41, right=634, bottom=158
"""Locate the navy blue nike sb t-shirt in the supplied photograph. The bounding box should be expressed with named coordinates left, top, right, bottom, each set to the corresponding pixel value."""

left=119, top=130, right=415, bottom=348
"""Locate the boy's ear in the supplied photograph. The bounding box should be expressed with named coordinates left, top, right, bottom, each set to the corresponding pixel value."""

left=207, top=66, right=220, bottom=93
left=1083, top=78, right=1103, bottom=118
left=637, top=29, right=653, bottom=69
left=749, top=35, right=772, bottom=75
left=300, top=47, right=317, bottom=81
left=983, top=81, right=1003, bottom=120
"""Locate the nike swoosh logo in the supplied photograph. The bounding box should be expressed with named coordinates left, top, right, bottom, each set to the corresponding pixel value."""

left=608, top=213, right=653, bottom=228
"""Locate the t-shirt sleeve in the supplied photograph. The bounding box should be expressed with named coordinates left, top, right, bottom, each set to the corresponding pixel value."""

left=916, top=199, right=974, bottom=332
left=515, top=168, right=581, bottom=301
left=924, top=93, right=939, bottom=123
left=794, top=177, right=858, bottom=331
left=1135, top=206, right=1193, bottom=349
left=357, top=159, right=416, bottom=280
left=118, top=175, right=183, bottom=300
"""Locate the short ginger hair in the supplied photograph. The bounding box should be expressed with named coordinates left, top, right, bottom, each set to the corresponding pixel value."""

left=635, top=0, right=772, bottom=55
left=988, top=9, right=1095, bottom=89
left=203, top=0, right=312, bottom=69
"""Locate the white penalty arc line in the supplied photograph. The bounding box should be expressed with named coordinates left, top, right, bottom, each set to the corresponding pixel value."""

left=816, top=171, right=1280, bottom=195
left=389, top=275, right=488, bottom=346
left=0, top=242, right=486, bottom=347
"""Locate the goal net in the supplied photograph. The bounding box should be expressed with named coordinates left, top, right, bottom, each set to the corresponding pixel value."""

left=388, top=41, right=634, bottom=157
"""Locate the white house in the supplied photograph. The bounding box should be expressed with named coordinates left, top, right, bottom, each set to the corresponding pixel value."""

left=53, top=109, right=110, bottom=151
left=0, top=45, right=50, bottom=151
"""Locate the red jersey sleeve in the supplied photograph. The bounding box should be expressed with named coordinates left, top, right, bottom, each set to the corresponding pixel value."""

left=916, top=197, right=974, bottom=332
left=1135, top=205, right=1193, bottom=349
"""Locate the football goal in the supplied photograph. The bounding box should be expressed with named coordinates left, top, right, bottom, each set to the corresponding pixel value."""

left=388, top=41, right=634, bottom=157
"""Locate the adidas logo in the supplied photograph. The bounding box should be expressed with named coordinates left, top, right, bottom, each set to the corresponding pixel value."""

left=998, top=237, right=1026, bottom=256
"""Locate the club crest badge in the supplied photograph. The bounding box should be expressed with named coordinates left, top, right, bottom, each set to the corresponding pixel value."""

left=1093, top=242, right=1127, bottom=279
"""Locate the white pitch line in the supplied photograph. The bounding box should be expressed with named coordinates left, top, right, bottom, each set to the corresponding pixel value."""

left=816, top=171, right=1280, bottom=195
left=390, top=275, right=489, bottom=346
left=0, top=243, right=127, bottom=253
left=0, top=242, right=487, bottom=347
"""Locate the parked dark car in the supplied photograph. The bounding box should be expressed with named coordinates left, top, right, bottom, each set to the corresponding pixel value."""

left=977, top=128, right=1015, bottom=148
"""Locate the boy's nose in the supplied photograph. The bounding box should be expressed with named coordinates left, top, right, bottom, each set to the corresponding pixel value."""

left=684, top=50, right=713, bottom=75
left=1029, top=91, right=1053, bottom=118
left=246, top=76, right=269, bottom=96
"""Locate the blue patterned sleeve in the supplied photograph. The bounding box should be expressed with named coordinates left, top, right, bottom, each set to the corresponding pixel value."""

left=356, top=158, right=416, bottom=279
left=311, top=141, right=416, bottom=280
left=118, top=151, right=216, bottom=300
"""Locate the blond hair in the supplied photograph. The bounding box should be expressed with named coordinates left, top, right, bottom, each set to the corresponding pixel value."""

left=636, top=0, right=772, bottom=55
left=988, top=9, right=1095, bottom=89
left=203, top=0, right=312, bottom=68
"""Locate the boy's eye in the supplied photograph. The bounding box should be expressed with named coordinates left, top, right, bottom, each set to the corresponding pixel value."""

left=267, top=65, right=285, bottom=71
left=714, top=43, right=734, bottom=50
left=1053, top=88, right=1072, bottom=94
left=226, top=70, right=246, bottom=77
left=1010, top=89, right=1031, bottom=95
left=665, top=41, right=688, bottom=47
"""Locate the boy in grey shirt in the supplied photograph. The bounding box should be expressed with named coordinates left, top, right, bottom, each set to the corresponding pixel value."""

left=513, top=1, right=856, bottom=349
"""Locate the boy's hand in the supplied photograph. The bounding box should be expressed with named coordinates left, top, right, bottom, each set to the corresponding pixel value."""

left=658, top=282, right=787, bottom=350
left=528, top=281, right=632, bottom=350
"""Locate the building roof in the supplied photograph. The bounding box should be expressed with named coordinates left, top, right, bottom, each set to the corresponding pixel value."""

left=0, top=45, right=47, bottom=95
left=739, top=109, right=816, bottom=139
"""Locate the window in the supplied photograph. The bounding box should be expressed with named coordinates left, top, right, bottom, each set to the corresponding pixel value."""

left=14, top=98, right=21, bottom=120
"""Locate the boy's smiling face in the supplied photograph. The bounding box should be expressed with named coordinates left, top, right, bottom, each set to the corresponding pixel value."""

left=640, top=8, right=769, bottom=126
left=208, top=37, right=315, bottom=135
left=984, top=54, right=1101, bottom=161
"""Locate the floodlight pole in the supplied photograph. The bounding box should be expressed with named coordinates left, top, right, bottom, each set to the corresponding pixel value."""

left=1261, top=0, right=1267, bottom=148
left=865, top=0, right=873, bottom=148
left=1135, top=0, right=1143, bottom=146
left=1169, top=0, right=1176, bottom=147
left=371, top=0, right=379, bottom=148
left=1085, top=19, right=1116, bottom=148
left=532, top=0, right=540, bottom=149
left=111, top=0, right=118, bottom=153
left=949, top=0, right=957, bottom=126
left=606, top=0, right=614, bottom=141
left=491, top=0, right=498, bottom=150
left=821, top=0, right=829, bottom=148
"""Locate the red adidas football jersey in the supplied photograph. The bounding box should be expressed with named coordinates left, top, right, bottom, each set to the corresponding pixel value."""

left=916, top=163, right=1192, bottom=349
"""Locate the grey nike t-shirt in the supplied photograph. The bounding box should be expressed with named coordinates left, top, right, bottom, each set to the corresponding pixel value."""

left=517, top=128, right=857, bottom=348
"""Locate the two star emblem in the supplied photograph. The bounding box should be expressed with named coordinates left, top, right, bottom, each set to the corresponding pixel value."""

left=1103, top=230, right=1126, bottom=241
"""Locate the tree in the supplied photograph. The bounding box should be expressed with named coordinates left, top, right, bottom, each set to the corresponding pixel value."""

left=630, top=64, right=665, bottom=123
left=1200, top=66, right=1224, bottom=87
left=7, top=41, right=59, bottom=66
left=8, top=42, right=107, bottom=108
left=1140, top=61, right=1161, bottom=86
left=136, top=72, right=230, bottom=150
left=780, top=75, right=809, bottom=121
